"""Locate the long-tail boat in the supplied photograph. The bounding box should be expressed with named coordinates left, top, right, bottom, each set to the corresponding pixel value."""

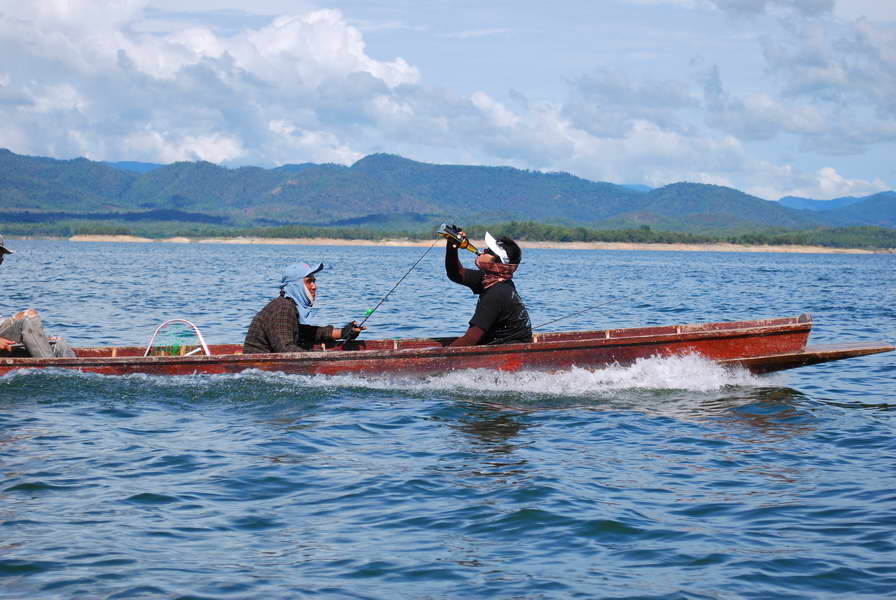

left=1, top=313, right=891, bottom=378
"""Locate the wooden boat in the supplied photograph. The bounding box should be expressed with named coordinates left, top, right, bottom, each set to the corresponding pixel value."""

left=0, top=314, right=891, bottom=377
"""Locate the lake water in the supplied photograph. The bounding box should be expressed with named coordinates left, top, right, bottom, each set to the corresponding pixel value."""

left=1, top=240, right=894, bottom=599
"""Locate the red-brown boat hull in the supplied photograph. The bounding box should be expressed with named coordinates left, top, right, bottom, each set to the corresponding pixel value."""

left=1, top=314, right=891, bottom=377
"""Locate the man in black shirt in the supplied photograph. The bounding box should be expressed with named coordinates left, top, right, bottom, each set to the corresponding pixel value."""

left=444, top=231, right=531, bottom=346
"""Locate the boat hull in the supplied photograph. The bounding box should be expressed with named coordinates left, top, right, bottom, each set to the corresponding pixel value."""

left=1, top=314, right=891, bottom=377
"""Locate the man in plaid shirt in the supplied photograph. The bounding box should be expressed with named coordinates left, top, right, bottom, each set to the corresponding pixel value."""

left=243, top=262, right=364, bottom=353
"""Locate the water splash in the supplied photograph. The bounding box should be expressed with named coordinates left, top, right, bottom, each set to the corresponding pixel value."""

left=2, top=354, right=784, bottom=397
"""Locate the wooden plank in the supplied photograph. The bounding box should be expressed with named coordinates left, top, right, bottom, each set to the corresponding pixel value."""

left=720, top=342, right=895, bottom=374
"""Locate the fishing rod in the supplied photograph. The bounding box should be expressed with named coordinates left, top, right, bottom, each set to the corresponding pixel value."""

left=531, top=295, right=628, bottom=330
left=355, top=224, right=479, bottom=332
left=357, top=237, right=441, bottom=328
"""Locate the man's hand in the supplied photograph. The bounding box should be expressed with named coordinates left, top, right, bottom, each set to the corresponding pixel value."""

left=340, top=321, right=366, bottom=341
left=445, top=231, right=465, bottom=249
left=0, top=337, right=15, bottom=352
left=440, top=224, right=466, bottom=249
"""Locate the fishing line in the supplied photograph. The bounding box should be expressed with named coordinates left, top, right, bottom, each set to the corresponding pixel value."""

left=482, top=295, right=629, bottom=346
left=531, top=295, right=628, bottom=330
left=358, top=238, right=440, bottom=327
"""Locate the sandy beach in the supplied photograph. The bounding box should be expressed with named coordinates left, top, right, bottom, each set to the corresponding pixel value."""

left=63, top=234, right=894, bottom=254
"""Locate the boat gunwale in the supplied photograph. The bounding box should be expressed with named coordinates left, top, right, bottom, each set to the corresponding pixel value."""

left=1, top=315, right=814, bottom=368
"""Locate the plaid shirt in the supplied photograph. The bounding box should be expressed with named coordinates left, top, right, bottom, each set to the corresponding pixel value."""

left=243, top=296, right=334, bottom=354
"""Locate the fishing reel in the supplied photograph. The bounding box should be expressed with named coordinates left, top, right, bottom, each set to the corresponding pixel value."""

left=437, top=223, right=480, bottom=254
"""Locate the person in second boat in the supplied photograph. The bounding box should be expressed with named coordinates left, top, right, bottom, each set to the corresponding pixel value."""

left=444, top=230, right=532, bottom=346
left=0, top=235, right=76, bottom=358
left=243, top=261, right=365, bottom=354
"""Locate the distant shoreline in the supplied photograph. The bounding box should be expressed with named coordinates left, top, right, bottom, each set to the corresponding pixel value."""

left=61, top=234, right=894, bottom=254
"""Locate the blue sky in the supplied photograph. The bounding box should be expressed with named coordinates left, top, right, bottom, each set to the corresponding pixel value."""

left=0, top=0, right=893, bottom=200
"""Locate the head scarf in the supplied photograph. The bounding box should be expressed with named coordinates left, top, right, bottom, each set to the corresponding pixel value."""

left=280, top=262, right=324, bottom=322
left=475, top=254, right=518, bottom=289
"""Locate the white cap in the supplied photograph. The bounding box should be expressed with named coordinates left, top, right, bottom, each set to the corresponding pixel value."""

left=484, top=231, right=509, bottom=263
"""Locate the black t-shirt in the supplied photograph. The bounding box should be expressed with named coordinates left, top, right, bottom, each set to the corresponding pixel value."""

left=461, top=269, right=532, bottom=345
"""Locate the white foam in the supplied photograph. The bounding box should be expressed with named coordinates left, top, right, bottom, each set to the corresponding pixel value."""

left=312, top=353, right=781, bottom=396
left=2, top=354, right=781, bottom=397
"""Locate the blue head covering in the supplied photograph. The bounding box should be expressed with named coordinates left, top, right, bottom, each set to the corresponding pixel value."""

left=281, top=262, right=324, bottom=323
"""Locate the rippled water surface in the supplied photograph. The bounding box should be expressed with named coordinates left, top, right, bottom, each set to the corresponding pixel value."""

left=2, top=241, right=894, bottom=599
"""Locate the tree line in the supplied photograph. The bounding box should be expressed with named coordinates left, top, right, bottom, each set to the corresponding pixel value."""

left=2, top=219, right=894, bottom=250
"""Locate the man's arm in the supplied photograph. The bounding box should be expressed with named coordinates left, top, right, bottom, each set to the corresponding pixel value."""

left=301, top=322, right=366, bottom=345
left=300, top=324, right=334, bottom=345
left=449, top=325, right=486, bottom=347
left=445, top=240, right=465, bottom=284
left=0, top=337, right=14, bottom=352
left=455, top=286, right=506, bottom=347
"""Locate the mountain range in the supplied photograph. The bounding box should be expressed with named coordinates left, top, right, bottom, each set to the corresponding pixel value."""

left=1, top=148, right=894, bottom=232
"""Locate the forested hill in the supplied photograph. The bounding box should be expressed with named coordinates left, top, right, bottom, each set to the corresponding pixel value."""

left=1, top=148, right=894, bottom=232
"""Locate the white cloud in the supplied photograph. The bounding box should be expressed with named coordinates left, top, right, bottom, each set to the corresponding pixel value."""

left=743, top=163, right=888, bottom=199
left=266, top=120, right=362, bottom=164
left=763, top=19, right=896, bottom=114
left=0, top=0, right=890, bottom=202
left=812, top=166, right=888, bottom=197
left=561, top=67, right=698, bottom=139
left=691, top=15, right=896, bottom=158
left=699, top=64, right=827, bottom=139
left=470, top=92, right=520, bottom=128
left=0, top=72, right=32, bottom=106
left=0, top=1, right=419, bottom=164
left=124, top=131, right=246, bottom=163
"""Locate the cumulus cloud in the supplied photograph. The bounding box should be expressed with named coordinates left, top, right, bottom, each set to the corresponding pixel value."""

left=742, top=163, right=888, bottom=199
left=811, top=166, right=888, bottom=196
left=763, top=19, right=896, bottom=115
left=0, top=0, right=890, bottom=200
left=563, top=68, right=698, bottom=138
left=0, top=1, right=418, bottom=164
left=698, top=63, right=827, bottom=139
left=693, top=16, right=896, bottom=156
